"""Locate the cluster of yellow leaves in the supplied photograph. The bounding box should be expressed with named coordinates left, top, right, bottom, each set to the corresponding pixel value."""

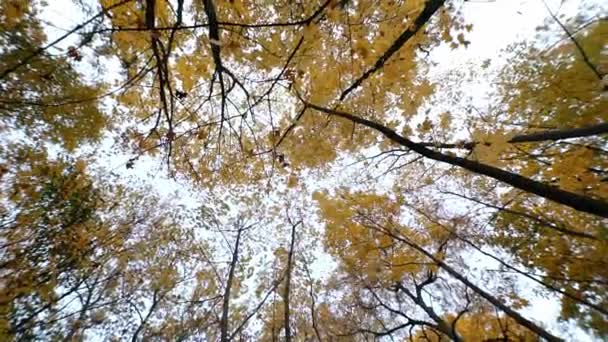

left=499, top=23, right=607, bottom=128
left=175, top=54, right=212, bottom=92
left=0, top=143, right=220, bottom=340
left=99, top=0, right=174, bottom=56
left=314, top=190, right=437, bottom=284
left=286, top=174, right=299, bottom=188
left=0, top=148, right=103, bottom=334
left=0, top=9, right=107, bottom=150
left=0, top=0, right=29, bottom=29
left=438, top=6, right=472, bottom=50
left=284, top=132, right=336, bottom=169
left=8, top=0, right=606, bottom=338
left=471, top=129, right=515, bottom=166
left=547, top=148, right=598, bottom=191
left=100, top=0, right=148, bottom=52
left=86, top=0, right=468, bottom=189
left=413, top=309, right=538, bottom=341
left=493, top=195, right=608, bottom=336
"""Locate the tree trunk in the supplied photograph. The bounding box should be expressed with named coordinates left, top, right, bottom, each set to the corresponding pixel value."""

left=220, top=228, right=242, bottom=342
left=284, top=220, right=299, bottom=342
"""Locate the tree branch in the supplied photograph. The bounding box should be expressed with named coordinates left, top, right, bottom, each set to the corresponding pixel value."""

left=339, top=0, right=446, bottom=100
left=304, top=101, right=608, bottom=219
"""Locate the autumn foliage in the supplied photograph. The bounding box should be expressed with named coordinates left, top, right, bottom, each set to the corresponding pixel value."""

left=0, top=0, right=607, bottom=340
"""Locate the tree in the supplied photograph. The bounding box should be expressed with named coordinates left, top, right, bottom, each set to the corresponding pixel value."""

left=0, top=1, right=107, bottom=150
left=439, top=14, right=608, bottom=337
left=314, top=190, right=561, bottom=341
left=1, top=0, right=606, bottom=340
left=0, top=145, right=219, bottom=340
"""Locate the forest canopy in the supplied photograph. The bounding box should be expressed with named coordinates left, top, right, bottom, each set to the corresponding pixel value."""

left=0, top=0, right=607, bottom=341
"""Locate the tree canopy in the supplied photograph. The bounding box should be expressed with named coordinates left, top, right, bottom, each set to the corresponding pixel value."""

left=0, top=0, right=607, bottom=340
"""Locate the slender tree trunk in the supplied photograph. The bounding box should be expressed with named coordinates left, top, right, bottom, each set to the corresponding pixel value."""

left=132, top=290, right=160, bottom=342
left=220, top=228, right=242, bottom=342
left=306, top=103, right=608, bottom=219
left=284, top=220, right=299, bottom=342
left=303, top=260, right=323, bottom=342
left=228, top=271, right=286, bottom=340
